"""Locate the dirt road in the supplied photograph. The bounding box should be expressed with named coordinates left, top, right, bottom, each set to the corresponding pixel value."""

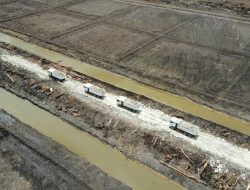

left=0, top=0, right=250, bottom=124
left=0, top=47, right=249, bottom=189
left=2, top=48, right=250, bottom=172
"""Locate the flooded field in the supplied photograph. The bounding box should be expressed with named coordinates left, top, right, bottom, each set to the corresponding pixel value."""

left=0, top=88, right=184, bottom=190
left=0, top=32, right=250, bottom=136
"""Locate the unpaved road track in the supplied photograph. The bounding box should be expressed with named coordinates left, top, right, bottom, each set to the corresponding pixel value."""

left=0, top=0, right=250, bottom=189
left=1, top=33, right=250, bottom=137
left=0, top=0, right=250, bottom=125
left=1, top=49, right=250, bottom=174
left=1, top=46, right=249, bottom=189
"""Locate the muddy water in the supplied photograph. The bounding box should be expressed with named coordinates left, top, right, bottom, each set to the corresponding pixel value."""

left=0, top=88, right=184, bottom=190
left=0, top=32, right=250, bottom=136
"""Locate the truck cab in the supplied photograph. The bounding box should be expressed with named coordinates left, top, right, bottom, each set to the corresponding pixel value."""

left=116, top=96, right=126, bottom=107
left=169, top=116, right=181, bottom=129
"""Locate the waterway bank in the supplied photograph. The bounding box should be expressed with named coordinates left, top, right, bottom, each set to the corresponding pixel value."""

left=0, top=89, right=185, bottom=190
left=1, top=41, right=249, bottom=150
left=0, top=56, right=248, bottom=189
left=0, top=30, right=249, bottom=137
left=0, top=110, right=128, bottom=190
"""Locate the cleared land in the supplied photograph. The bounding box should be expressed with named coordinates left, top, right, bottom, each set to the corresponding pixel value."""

left=67, top=0, right=130, bottom=17
left=3, top=10, right=91, bottom=39
left=1, top=47, right=249, bottom=190
left=121, top=37, right=249, bottom=102
left=138, top=0, right=250, bottom=17
left=54, top=23, right=154, bottom=60
left=0, top=0, right=249, bottom=120
left=109, top=6, right=194, bottom=33
left=0, top=0, right=250, bottom=189
left=0, top=1, right=42, bottom=22
left=167, top=16, right=250, bottom=54
left=224, top=67, right=250, bottom=109
left=30, top=0, right=76, bottom=6
left=0, top=152, right=32, bottom=190
left=0, top=0, right=15, bottom=4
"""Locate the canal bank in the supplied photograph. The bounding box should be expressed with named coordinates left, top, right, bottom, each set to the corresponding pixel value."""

left=0, top=110, right=129, bottom=190
left=0, top=88, right=185, bottom=190
left=0, top=32, right=249, bottom=136
left=0, top=55, right=248, bottom=189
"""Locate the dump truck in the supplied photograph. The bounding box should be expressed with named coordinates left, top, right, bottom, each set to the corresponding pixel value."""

left=169, top=116, right=199, bottom=138
left=117, top=96, right=140, bottom=113
left=47, top=68, right=66, bottom=82
left=84, top=83, right=106, bottom=98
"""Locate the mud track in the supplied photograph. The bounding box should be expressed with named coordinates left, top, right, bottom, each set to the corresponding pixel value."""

left=0, top=53, right=249, bottom=189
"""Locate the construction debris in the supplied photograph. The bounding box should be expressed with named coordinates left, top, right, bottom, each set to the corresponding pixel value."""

left=0, top=45, right=249, bottom=190
left=5, top=73, right=14, bottom=83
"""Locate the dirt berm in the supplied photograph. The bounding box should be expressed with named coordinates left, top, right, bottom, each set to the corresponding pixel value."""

left=2, top=42, right=250, bottom=150
left=0, top=110, right=130, bottom=190
left=0, top=55, right=249, bottom=189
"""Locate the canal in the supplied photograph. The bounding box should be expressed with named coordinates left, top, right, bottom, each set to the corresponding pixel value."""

left=0, top=88, right=184, bottom=190
left=0, top=32, right=249, bottom=136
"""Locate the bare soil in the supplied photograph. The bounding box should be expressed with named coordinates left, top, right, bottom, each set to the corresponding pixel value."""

left=3, top=10, right=91, bottom=40
left=0, top=1, right=41, bottom=22
left=141, top=0, right=250, bottom=17
left=66, top=0, right=131, bottom=17
left=0, top=50, right=249, bottom=189
left=0, top=111, right=130, bottom=190
left=0, top=151, right=32, bottom=190
left=0, top=0, right=249, bottom=123
left=54, top=22, right=154, bottom=61
left=167, top=16, right=250, bottom=54
left=108, top=6, right=194, bottom=33
left=30, top=0, right=77, bottom=6
left=2, top=42, right=249, bottom=150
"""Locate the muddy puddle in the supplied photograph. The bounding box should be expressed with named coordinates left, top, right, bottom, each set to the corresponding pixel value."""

left=0, top=32, right=249, bottom=136
left=0, top=88, right=184, bottom=190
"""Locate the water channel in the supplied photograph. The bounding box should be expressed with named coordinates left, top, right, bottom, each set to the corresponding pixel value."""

left=0, top=88, right=184, bottom=190
left=0, top=32, right=249, bottom=136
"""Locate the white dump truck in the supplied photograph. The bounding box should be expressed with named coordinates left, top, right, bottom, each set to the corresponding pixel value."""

left=117, top=96, right=140, bottom=113
left=169, top=116, right=199, bottom=138
left=84, top=83, right=106, bottom=98
left=48, top=68, right=66, bottom=82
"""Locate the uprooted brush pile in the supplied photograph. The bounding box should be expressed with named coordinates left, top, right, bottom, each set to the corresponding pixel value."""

left=143, top=132, right=248, bottom=189
left=0, top=59, right=249, bottom=189
left=1, top=42, right=250, bottom=151
left=1, top=41, right=250, bottom=152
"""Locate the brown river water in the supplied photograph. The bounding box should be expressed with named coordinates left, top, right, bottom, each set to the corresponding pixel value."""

left=0, top=32, right=249, bottom=135
left=0, top=88, right=184, bottom=190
